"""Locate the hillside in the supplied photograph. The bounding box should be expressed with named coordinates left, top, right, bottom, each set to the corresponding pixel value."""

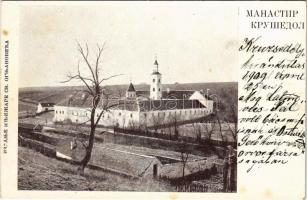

left=18, top=147, right=172, bottom=191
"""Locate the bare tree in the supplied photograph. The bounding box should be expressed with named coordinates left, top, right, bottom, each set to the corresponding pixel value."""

left=168, top=113, right=180, bottom=140
left=178, top=141, right=191, bottom=181
left=151, top=113, right=165, bottom=136
left=203, top=120, right=216, bottom=142
left=181, top=152, right=189, bottom=179
left=191, top=123, right=202, bottom=143
left=226, top=105, right=238, bottom=144
left=128, top=119, right=138, bottom=130
left=216, top=113, right=226, bottom=143
left=218, top=87, right=237, bottom=145
left=63, top=41, right=122, bottom=174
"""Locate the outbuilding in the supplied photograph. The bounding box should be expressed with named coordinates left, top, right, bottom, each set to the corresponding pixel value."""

left=37, top=102, right=55, bottom=113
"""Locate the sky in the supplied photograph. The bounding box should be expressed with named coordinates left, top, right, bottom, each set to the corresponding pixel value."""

left=19, top=3, right=238, bottom=88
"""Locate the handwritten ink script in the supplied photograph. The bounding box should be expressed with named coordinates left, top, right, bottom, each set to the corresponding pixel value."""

left=238, top=9, right=305, bottom=172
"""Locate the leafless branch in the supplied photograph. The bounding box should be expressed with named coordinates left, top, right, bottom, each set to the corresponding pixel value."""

left=77, top=41, right=97, bottom=83
left=95, top=42, right=106, bottom=82
left=99, top=74, right=124, bottom=85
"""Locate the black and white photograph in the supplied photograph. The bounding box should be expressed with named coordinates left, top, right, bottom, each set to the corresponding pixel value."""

left=17, top=4, right=238, bottom=192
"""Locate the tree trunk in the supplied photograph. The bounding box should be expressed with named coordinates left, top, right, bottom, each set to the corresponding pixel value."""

left=78, top=126, right=96, bottom=174
left=78, top=94, right=100, bottom=174
left=182, top=164, right=185, bottom=178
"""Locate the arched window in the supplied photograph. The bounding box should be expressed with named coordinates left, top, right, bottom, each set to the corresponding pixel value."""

left=158, top=79, right=160, bottom=83
left=153, top=79, right=155, bottom=83
left=153, top=88, right=155, bottom=92
left=158, top=88, right=160, bottom=91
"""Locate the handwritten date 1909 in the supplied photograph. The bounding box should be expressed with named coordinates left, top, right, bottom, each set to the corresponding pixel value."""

left=242, top=70, right=267, bottom=85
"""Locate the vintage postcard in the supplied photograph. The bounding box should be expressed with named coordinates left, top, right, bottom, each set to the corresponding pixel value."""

left=0, top=1, right=305, bottom=199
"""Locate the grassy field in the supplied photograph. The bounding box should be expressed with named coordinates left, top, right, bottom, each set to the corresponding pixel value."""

left=19, top=112, right=54, bottom=124
left=18, top=102, right=37, bottom=113
left=18, top=146, right=173, bottom=191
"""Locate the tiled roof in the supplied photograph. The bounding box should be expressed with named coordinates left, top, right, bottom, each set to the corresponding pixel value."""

left=91, top=146, right=161, bottom=177
left=136, top=91, right=150, bottom=98
left=40, top=102, right=55, bottom=107
left=57, top=94, right=139, bottom=111
left=136, top=90, right=195, bottom=99
left=162, top=90, right=195, bottom=99
left=138, top=99, right=206, bottom=112
left=56, top=90, right=209, bottom=112
left=108, top=100, right=139, bottom=111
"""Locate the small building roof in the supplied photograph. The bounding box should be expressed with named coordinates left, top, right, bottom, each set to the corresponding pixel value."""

left=127, top=83, right=136, bottom=92
left=91, top=146, right=161, bottom=177
left=39, top=102, right=55, bottom=107
left=151, top=71, right=161, bottom=75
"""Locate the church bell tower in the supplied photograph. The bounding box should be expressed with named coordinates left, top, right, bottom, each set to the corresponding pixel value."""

left=150, top=58, right=162, bottom=100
